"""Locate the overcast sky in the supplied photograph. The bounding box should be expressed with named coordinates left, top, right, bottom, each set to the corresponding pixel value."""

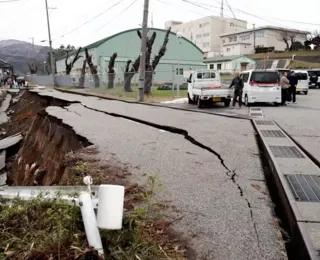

left=0, top=0, right=319, bottom=48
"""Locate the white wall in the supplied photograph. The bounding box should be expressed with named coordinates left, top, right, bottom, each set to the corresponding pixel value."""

left=168, top=16, right=247, bottom=58
left=220, top=28, right=309, bottom=55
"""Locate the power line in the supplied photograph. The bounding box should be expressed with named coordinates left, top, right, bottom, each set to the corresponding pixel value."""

left=0, top=0, right=24, bottom=3
left=95, top=0, right=139, bottom=32
left=55, top=0, right=127, bottom=40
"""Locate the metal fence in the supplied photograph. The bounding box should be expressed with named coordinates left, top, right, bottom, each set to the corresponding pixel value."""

left=26, top=69, right=235, bottom=100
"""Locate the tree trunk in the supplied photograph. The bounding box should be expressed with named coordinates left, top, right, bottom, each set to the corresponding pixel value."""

left=144, top=70, right=153, bottom=95
left=79, top=59, right=86, bottom=88
left=85, top=47, right=100, bottom=88
left=124, top=72, right=134, bottom=92
left=108, top=73, right=115, bottom=89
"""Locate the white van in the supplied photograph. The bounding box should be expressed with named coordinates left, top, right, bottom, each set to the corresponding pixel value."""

left=240, top=70, right=281, bottom=106
left=187, top=69, right=232, bottom=108
left=293, top=70, right=309, bottom=95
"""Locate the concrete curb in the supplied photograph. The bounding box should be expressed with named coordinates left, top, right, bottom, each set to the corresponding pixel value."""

left=54, top=88, right=251, bottom=121
left=252, top=118, right=320, bottom=260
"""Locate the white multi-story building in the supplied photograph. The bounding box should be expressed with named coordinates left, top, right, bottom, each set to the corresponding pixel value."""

left=165, top=16, right=247, bottom=58
left=219, top=26, right=310, bottom=56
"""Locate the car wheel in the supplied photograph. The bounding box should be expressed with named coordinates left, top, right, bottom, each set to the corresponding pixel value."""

left=197, top=98, right=203, bottom=108
left=188, top=93, right=193, bottom=104
left=274, top=102, right=279, bottom=107
left=224, top=100, right=231, bottom=107
left=296, top=91, right=300, bottom=95
left=303, top=91, right=308, bottom=95
left=245, top=95, right=250, bottom=106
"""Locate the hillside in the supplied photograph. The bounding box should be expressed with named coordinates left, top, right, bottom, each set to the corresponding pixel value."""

left=0, top=40, right=50, bottom=74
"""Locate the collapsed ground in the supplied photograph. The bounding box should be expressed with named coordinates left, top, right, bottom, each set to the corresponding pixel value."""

left=0, top=90, right=186, bottom=259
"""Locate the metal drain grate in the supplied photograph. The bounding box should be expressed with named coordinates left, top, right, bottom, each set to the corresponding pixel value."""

left=261, top=130, right=285, bottom=138
left=255, top=120, right=274, bottom=125
left=285, top=174, right=320, bottom=202
left=270, top=146, right=305, bottom=158
left=250, top=113, right=263, bottom=117
left=250, top=108, right=262, bottom=111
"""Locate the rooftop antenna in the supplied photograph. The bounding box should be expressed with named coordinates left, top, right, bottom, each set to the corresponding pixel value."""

left=220, top=0, right=223, bottom=17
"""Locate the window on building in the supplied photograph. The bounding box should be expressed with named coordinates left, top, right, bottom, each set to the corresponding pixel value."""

left=255, top=30, right=264, bottom=38
left=222, top=39, right=225, bottom=44
left=203, top=22, right=209, bottom=27
left=240, top=34, right=250, bottom=41
left=176, top=68, right=183, bottom=75
left=226, top=48, right=230, bottom=52
left=230, top=22, right=234, bottom=27
left=228, top=36, right=237, bottom=42
left=196, top=34, right=202, bottom=38
left=203, top=32, right=210, bottom=37
left=217, top=64, right=222, bottom=70
left=199, top=24, right=202, bottom=28
left=203, top=42, right=209, bottom=47
left=209, top=64, right=214, bottom=69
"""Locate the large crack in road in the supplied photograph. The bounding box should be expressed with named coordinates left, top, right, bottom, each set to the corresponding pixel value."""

left=77, top=102, right=262, bottom=251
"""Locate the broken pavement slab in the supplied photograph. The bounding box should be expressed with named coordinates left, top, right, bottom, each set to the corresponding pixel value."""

left=0, top=133, right=23, bottom=150
left=36, top=89, right=286, bottom=259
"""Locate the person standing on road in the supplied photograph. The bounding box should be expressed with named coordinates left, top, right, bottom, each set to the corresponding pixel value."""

left=280, top=72, right=290, bottom=105
left=229, top=72, right=244, bottom=109
left=288, top=71, right=298, bottom=104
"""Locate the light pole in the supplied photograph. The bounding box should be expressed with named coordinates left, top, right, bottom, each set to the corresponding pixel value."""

left=43, top=61, right=47, bottom=75
left=45, top=0, right=55, bottom=86
left=176, top=32, right=182, bottom=97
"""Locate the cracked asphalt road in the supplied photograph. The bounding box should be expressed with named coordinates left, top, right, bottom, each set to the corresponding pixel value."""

left=32, top=89, right=285, bottom=259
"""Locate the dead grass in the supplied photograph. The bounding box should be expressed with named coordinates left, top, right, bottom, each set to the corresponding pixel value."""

left=288, top=60, right=320, bottom=69
left=247, top=50, right=320, bottom=59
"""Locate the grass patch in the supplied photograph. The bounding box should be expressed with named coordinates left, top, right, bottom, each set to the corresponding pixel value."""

left=0, top=176, right=186, bottom=260
left=60, top=85, right=188, bottom=102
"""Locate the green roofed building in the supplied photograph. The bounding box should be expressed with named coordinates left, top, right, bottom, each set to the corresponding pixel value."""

left=55, top=28, right=205, bottom=85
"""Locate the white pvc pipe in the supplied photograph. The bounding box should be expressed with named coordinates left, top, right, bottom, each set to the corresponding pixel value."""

left=97, top=185, right=125, bottom=230
left=79, top=192, right=104, bottom=257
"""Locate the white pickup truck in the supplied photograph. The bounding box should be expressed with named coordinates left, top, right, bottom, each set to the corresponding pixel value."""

left=187, top=69, right=232, bottom=108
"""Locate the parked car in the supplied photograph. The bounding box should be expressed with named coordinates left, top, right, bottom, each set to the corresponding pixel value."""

left=293, top=70, right=309, bottom=95
left=187, top=69, right=232, bottom=108
left=240, top=69, right=281, bottom=106
left=307, top=69, right=320, bottom=88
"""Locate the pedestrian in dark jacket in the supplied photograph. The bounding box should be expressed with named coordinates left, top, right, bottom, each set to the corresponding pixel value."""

left=229, top=72, right=244, bottom=108
left=288, top=71, right=298, bottom=104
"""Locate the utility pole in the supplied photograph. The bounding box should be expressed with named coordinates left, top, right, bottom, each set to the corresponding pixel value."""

left=45, top=0, right=55, bottom=86
left=253, top=24, right=256, bottom=50
left=137, top=0, right=149, bottom=102
left=220, top=0, right=223, bottom=17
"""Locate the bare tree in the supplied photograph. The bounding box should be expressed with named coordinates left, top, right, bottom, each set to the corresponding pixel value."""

left=145, top=27, right=171, bottom=95
left=27, top=62, right=40, bottom=74
left=278, top=30, right=297, bottom=51
left=65, top=47, right=82, bottom=75
left=79, top=59, right=87, bottom=88
left=84, top=48, right=100, bottom=88
left=123, top=31, right=157, bottom=92
left=108, top=52, right=117, bottom=89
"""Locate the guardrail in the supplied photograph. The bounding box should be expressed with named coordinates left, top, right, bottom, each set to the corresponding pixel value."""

left=0, top=176, right=125, bottom=258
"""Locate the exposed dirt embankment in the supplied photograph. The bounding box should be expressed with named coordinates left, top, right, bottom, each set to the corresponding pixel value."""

left=2, top=91, right=91, bottom=186
left=9, top=110, right=92, bottom=185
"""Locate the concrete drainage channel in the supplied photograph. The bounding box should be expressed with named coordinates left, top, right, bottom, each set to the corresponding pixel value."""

left=253, top=118, right=320, bottom=260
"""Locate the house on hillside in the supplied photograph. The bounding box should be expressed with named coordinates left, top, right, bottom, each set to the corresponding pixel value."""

left=219, top=26, right=310, bottom=56
left=0, top=59, right=14, bottom=79
left=55, top=28, right=206, bottom=85
left=203, top=55, right=255, bottom=73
